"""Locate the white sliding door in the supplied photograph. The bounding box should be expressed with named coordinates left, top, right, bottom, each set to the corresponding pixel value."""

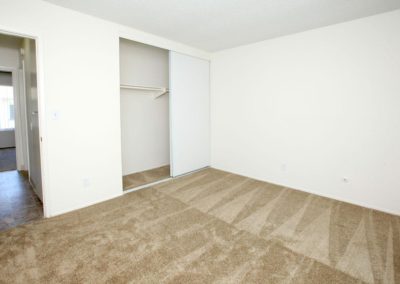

left=169, top=51, right=210, bottom=177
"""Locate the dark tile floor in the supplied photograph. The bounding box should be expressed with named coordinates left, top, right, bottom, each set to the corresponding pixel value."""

left=0, top=170, right=43, bottom=231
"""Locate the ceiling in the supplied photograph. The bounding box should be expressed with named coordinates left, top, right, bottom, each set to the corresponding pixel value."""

left=44, top=0, right=400, bottom=51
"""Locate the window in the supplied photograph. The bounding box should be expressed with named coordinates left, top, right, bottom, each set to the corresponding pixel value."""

left=9, top=104, right=15, bottom=121
left=0, top=85, right=15, bottom=130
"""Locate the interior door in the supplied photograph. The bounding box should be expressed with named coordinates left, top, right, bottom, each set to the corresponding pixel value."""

left=24, top=39, right=42, bottom=200
left=169, top=51, right=210, bottom=177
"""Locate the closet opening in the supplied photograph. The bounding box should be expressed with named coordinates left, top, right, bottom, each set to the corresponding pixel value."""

left=119, top=38, right=171, bottom=191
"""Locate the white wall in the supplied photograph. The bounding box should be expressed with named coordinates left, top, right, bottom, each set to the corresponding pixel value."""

left=211, top=10, right=400, bottom=215
left=120, top=39, right=169, bottom=88
left=120, top=39, right=169, bottom=176
left=120, top=93, right=169, bottom=175
left=0, top=0, right=210, bottom=217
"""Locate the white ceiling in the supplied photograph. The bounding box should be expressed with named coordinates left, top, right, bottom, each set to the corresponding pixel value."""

left=43, top=0, right=400, bottom=51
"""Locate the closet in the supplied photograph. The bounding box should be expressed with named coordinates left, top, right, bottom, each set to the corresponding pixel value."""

left=119, top=38, right=210, bottom=191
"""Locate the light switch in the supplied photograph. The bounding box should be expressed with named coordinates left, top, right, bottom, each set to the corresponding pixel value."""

left=51, top=111, right=60, bottom=120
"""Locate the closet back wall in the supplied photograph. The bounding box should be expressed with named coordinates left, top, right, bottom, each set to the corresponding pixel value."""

left=120, top=39, right=169, bottom=175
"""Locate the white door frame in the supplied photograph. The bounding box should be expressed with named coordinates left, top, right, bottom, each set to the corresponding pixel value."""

left=0, top=27, right=50, bottom=217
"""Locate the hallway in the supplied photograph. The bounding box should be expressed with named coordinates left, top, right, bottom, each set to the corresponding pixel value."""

left=0, top=170, right=43, bottom=231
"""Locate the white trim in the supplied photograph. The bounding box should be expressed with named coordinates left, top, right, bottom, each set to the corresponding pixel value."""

left=116, top=34, right=124, bottom=195
left=211, top=166, right=400, bottom=217
left=18, top=68, right=29, bottom=172
left=13, top=70, right=20, bottom=170
left=172, top=166, right=210, bottom=178
left=48, top=193, right=123, bottom=218
left=168, top=51, right=175, bottom=177
left=123, top=166, right=209, bottom=194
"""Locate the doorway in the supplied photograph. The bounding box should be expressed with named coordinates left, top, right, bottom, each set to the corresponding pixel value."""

left=0, top=32, right=43, bottom=231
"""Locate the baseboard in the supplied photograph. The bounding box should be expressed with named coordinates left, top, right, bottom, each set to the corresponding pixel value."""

left=123, top=177, right=172, bottom=194
left=46, top=192, right=123, bottom=218
left=210, top=166, right=400, bottom=217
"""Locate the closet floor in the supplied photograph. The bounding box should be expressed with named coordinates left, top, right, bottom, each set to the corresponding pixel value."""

left=123, top=165, right=170, bottom=191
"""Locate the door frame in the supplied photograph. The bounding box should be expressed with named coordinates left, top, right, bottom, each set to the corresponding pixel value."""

left=0, top=27, right=50, bottom=217
left=117, top=35, right=173, bottom=192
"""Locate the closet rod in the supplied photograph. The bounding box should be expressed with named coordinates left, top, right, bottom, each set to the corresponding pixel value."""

left=120, top=84, right=168, bottom=92
left=154, top=90, right=169, bottom=99
left=120, top=84, right=169, bottom=99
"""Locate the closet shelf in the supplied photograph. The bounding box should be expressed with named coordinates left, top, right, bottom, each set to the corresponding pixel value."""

left=120, top=84, right=169, bottom=99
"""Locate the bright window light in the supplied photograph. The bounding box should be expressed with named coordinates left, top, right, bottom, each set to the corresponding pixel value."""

left=0, top=85, right=15, bottom=130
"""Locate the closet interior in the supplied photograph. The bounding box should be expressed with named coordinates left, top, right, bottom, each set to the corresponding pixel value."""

left=119, top=38, right=170, bottom=190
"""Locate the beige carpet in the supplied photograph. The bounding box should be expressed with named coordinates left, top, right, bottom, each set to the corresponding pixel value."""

left=0, top=148, right=17, bottom=172
left=123, top=165, right=170, bottom=190
left=0, top=168, right=399, bottom=283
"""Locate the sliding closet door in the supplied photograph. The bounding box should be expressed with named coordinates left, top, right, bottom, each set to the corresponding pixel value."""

left=169, top=51, right=210, bottom=177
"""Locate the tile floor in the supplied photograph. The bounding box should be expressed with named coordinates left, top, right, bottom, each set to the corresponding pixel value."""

left=0, top=170, right=43, bottom=231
